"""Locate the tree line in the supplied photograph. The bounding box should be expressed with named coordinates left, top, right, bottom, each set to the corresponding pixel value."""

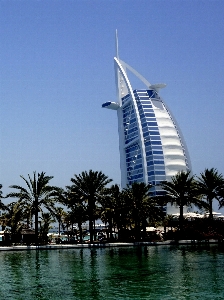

left=0, top=167, right=224, bottom=244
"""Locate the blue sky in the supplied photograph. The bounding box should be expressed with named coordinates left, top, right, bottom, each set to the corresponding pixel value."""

left=0, top=0, right=224, bottom=209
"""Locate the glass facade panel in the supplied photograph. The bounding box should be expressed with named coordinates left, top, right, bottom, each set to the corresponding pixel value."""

left=121, top=89, right=168, bottom=186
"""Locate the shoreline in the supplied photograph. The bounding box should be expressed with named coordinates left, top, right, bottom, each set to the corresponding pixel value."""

left=0, top=239, right=223, bottom=251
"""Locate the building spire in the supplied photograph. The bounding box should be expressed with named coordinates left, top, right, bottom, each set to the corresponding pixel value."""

left=115, top=29, right=119, bottom=59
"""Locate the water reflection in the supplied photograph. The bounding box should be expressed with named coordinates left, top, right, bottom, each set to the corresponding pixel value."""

left=0, top=246, right=223, bottom=299
left=89, top=250, right=100, bottom=299
left=31, top=251, right=44, bottom=299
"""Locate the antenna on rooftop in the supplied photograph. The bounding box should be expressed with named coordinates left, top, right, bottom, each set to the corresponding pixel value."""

left=115, top=29, right=119, bottom=59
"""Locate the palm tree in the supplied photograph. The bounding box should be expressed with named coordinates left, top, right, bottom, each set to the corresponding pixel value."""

left=123, top=182, right=163, bottom=241
left=20, top=201, right=35, bottom=228
left=39, top=212, right=55, bottom=244
left=1, top=202, right=24, bottom=240
left=62, top=211, right=72, bottom=238
left=99, top=184, right=121, bottom=240
left=70, top=170, right=112, bottom=243
left=159, top=170, right=203, bottom=233
left=108, top=184, right=124, bottom=237
left=62, top=186, right=88, bottom=242
left=71, top=205, right=88, bottom=242
left=7, top=171, right=60, bottom=244
left=196, top=168, right=224, bottom=220
left=0, top=184, right=6, bottom=211
left=103, top=185, right=134, bottom=239
left=53, top=207, right=66, bottom=236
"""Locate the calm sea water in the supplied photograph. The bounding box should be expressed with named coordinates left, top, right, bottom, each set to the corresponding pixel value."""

left=0, top=245, right=224, bottom=299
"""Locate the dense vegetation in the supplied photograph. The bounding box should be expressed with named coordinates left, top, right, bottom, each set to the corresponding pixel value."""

left=1, top=168, right=224, bottom=245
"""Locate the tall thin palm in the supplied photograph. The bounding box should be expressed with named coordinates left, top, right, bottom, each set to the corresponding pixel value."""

left=21, top=201, right=35, bottom=228
left=159, top=170, right=202, bottom=232
left=53, top=207, right=66, bottom=236
left=109, top=184, right=124, bottom=236
left=70, top=170, right=112, bottom=243
left=196, top=168, right=224, bottom=220
left=39, top=212, right=55, bottom=243
left=7, top=171, right=59, bottom=244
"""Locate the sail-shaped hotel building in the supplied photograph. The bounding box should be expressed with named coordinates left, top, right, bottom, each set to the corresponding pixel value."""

left=102, top=34, right=191, bottom=214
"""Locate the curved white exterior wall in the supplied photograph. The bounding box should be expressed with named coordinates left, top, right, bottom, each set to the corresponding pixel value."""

left=153, top=102, right=188, bottom=178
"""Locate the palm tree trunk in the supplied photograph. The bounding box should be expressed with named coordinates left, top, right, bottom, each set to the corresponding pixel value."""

left=35, top=204, right=39, bottom=245
left=209, top=198, right=213, bottom=220
left=109, top=218, right=113, bottom=241
left=179, top=203, right=184, bottom=235
left=135, top=221, right=141, bottom=241
left=89, top=196, right=95, bottom=243
left=58, top=220, right=61, bottom=236
left=142, top=219, right=147, bottom=240
left=117, top=214, right=122, bottom=240
left=89, top=219, right=93, bottom=243
left=93, top=219, right=97, bottom=241
left=26, top=213, right=30, bottom=228
left=78, top=221, right=83, bottom=243
left=66, top=224, right=69, bottom=241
